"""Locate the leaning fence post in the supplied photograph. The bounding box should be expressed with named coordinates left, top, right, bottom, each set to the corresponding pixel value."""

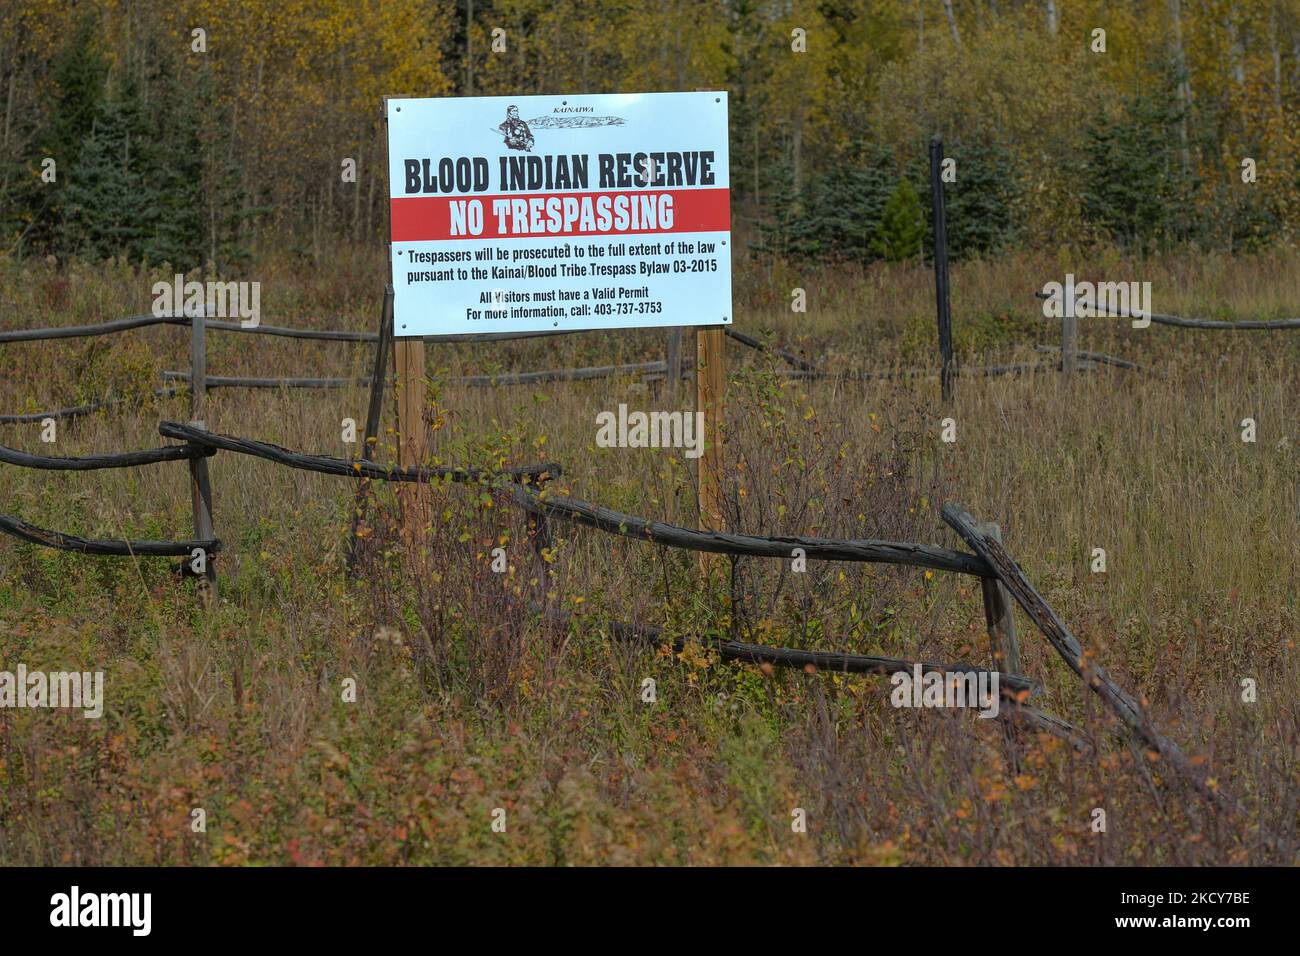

left=188, top=420, right=218, bottom=603
left=346, top=286, right=395, bottom=571
left=978, top=521, right=1019, bottom=675
left=928, top=135, right=955, bottom=403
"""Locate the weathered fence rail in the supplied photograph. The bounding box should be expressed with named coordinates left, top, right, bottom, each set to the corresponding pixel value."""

left=1033, top=290, right=1300, bottom=330
left=0, top=313, right=187, bottom=342
left=0, top=312, right=585, bottom=344
left=510, top=486, right=990, bottom=577
left=159, top=419, right=557, bottom=485
left=943, top=504, right=1229, bottom=809
left=2, top=418, right=1051, bottom=730
left=163, top=372, right=374, bottom=390
left=0, top=266, right=1282, bottom=837
left=6, top=283, right=1296, bottom=422
left=2, top=298, right=1164, bottom=423
left=0, top=438, right=210, bottom=470
left=0, top=514, right=219, bottom=557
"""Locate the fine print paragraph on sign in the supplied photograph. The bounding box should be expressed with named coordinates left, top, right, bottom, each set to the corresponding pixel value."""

left=386, top=91, right=731, bottom=336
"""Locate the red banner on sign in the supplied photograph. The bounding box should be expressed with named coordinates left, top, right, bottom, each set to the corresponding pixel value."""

left=390, top=188, right=730, bottom=242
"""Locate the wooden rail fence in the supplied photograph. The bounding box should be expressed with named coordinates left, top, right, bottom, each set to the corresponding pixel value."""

left=2, top=301, right=1146, bottom=427
left=0, top=413, right=1241, bottom=817
left=1032, top=289, right=1300, bottom=376
left=6, top=285, right=1295, bottom=421
left=0, top=296, right=1278, bottom=824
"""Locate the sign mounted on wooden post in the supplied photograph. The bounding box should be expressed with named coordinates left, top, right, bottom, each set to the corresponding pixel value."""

left=385, top=92, right=732, bottom=337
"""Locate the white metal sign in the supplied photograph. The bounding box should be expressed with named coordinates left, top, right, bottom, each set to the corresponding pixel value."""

left=386, top=92, right=731, bottom=337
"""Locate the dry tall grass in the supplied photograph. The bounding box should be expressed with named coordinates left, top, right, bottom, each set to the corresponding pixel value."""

left=0, top=245, right=1296, bottom=864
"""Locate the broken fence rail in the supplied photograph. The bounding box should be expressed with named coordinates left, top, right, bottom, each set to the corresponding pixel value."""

left=942, top=504, right=1229, bottom=810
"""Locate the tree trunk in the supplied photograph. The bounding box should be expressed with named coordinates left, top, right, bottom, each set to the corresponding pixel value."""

left=941, top=0, right=961, bottom=47
left=1271, top=2, right=1284, bottom=117
left=466, top=0, right=474, bottom=95
left=1168, top=0, right=1192, bottom=180
left=791, top=98, right=804, bottom=196
left=3, top=71, right=13, bottom=149
left=353, top=132, right=362, bottom=241
left=1045, top=0, right=1058, bottom=36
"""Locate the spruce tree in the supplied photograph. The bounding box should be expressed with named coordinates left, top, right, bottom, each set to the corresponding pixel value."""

left=60, top=77, right=154, bottom=261
left=906, top=137, right=1020, bottom=262
left=141, top=59, right=205, bottom=269
left=871, top=177, right=924, bottom=262
left=809, top=143, right=897, bottom=260
left=15, top=15, right=107, bottom=254
left=1082, top=61, right=1191, bottom=251
left=757, top=142, right=898, bottom=262
left=44, top=17, right=107, bottom=167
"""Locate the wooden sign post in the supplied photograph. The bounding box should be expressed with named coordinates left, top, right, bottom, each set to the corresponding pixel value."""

left=394, top=337, right=427, bottom=540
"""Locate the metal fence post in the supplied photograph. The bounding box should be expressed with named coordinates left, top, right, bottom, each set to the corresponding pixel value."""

left=929, top=135, right=955, bottom=403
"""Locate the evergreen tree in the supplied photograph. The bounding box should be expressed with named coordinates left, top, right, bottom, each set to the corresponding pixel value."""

left=871, top=177, right=924, bottom=262
left=906, top=137, right=1020, bottom=261
left=60, top=77, right=155, bottom=261
left=943, top=140, right=1018, bottom=257
left=808, top=143, right=897, bottom=260
left=1082, top=63, right=1192, bottom=250
left=141, top=58, right=205, bottom=269
left=11, top=15, right=107, bottom=254
left=757, top=142, right=897, bottom=261
left=44, top=17, right=107, bottom=168
left=755, top=162, right=816, bottom=258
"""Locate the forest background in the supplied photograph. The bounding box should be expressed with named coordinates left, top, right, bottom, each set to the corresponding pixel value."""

left=2, top=0, right=1298, bottom=271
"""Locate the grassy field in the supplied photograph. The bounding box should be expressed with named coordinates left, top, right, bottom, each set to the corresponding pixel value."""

left=0, top=246, right=1296, bottom=865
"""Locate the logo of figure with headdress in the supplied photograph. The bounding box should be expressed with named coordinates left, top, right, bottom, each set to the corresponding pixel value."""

left=497, top=105, right=534, bottom=152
